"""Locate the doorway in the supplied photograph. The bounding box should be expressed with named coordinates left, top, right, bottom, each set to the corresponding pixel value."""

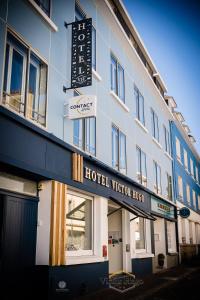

left=0, top=190, right=38, bottom=293
left=108, top=200, right=123, bottom=274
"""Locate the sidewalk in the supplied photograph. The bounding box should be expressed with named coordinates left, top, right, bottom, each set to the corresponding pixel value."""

left=77, top=258, right=200, bottom=300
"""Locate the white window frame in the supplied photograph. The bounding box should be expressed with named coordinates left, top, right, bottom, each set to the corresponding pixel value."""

left=183, top=149, right=188, bottom=171
left=175, top=137, right=181, bottom=161
left=4, top=41, right=27, bottom=114
left=153, top=161, right=162, bottom=195
left=167, top=221, right=176, bottom=253
left=136, top=146, right=147, bottom=187
left=186, top=184, right=190, bottom=204
left=66, top=189, right=94, bottom=257
left=190, top=157, right=194, bottom=177
left=134, top=217, right=147, bottom=254
left=164, top=125, right=171, bottom=155
left=177, top=176, right=183, bottom=200
left=192, top=190, right=196, bottom=209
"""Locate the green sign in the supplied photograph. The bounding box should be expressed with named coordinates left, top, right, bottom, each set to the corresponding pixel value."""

left=151, top=196, right=175, bottom=219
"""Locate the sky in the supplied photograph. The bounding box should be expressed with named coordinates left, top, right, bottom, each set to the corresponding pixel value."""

left=123, top=0, right=200, bottom=155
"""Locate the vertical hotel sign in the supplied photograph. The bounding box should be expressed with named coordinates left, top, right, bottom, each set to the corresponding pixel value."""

left=71, top=18, right=92, bottom=88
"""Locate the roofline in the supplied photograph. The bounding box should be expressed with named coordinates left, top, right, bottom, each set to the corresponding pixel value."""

left=117, top=0, right=167, bottom=92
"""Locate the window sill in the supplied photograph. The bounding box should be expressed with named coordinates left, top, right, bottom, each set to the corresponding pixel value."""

left=164, top=151, right=173, bottom=160
left=92, top=68, right=102, bottom=81
left=134, top=118, right=148, bottom=133
left=110, top=90, right=130, bottom=112
left=152, top=137, right=162, bottom=149
left=65, top=255, right=106, bottom=265
left=132, top=253, right=154, bottom=259
left=28, top=0, right=58, bottom=32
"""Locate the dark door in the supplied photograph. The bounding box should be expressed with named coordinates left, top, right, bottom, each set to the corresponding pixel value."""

left=0, top=191, right=38, bottom=296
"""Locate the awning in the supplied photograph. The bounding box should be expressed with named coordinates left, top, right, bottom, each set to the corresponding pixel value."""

left=109, top=196, right=156, bottom=221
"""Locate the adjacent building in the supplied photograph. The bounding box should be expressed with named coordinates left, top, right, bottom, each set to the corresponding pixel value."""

left=0, top=0, right=198, bottom=298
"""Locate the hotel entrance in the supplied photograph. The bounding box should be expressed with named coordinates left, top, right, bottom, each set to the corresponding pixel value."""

left=108, top=200, right=123, bottom=274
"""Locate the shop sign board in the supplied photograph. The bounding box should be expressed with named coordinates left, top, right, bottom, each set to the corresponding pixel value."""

left=151, top=196, right=175, bottom=219
left=71, top=18, right=92, bottom=88
left=68, top=95, right=96, bottom=119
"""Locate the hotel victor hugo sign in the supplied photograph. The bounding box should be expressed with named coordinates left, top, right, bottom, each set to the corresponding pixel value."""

left=71, top=18, right=92, bottom=88
left=84, top=167, right=145, bottom=203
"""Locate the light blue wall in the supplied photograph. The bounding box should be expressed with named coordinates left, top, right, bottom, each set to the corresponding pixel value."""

left=0, top=0, right=174, bottom=196
left=171, top=121, right=200, bottom=213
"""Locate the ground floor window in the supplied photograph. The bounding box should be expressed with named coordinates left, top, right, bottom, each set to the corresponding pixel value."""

left=181, top=218, right=186, bottom=244
left=135, top=217, right=146, bottom=251
left=66, top=191, right=93, bottom=255
left=189, top=221, right=193, bottom=244
left=166, top=221, right=176, bottom=252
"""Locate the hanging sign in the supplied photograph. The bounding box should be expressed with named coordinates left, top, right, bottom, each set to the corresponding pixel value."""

left=68, top=95, right=97, bottom=119
left=71, top=18, right=92, bottom=88
left=151, top=196, right=175, bottom=219
left=179, top=207, right=190, bottom=218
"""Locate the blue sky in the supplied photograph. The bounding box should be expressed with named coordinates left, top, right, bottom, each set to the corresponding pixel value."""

left=123, top=0, right=200, bottom=154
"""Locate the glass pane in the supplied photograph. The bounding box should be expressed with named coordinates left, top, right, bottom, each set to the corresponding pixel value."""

left=111, top=55, right=117, bottom=94
left=73, top=119, right=83, bottom=149
left=118, top=64, right=125, bottom=102
left=136, top=147, right=141, bottom=182
left=27, top=54, right=47, bottom=126
left=141, top=150, right=147, bottom=186
left=75, top=4, right=85, bottom=21
left=155, top=114, right=159, bottom=141
left=157, top=165, right=162, bottom=194
left=3, top=44, right=9, bottom=94
left=112, top=126, right=119, bottom=169
left=66, top=194, right=92, bottom=251
left=34, top=0, right=50, bottom=16
left=92, top=27, right=96, bottom=70
left=85, top=117, right=96, bottom=155
left=151, top=109, right=155, bottom=137
left=153, top=161, right=157, bottom=192
left=119, top=132, right=126, bottom=174
left=135, top=217, right=145, bottom=249
left=135, top=87, right=139, bottom=120
left=139, top=93, right=145, bottom=125
left=9, top=49, right=25, bottom=114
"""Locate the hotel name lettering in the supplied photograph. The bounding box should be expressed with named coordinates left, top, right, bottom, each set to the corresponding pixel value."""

left=84, top=167, right=144, bottom=203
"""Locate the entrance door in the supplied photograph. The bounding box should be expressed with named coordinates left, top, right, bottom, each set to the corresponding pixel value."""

left=108, top=202, right=123, bottom=274
left=0, top=192, right=38, bottom=287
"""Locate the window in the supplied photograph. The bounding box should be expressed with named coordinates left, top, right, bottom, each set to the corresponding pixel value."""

left=194, top=163, right=197, bottom=181
left=164, top=126, right=171, bottom=155
left=196, top=166, right=199, bottom=183
left=167, top=221, right=176, bottom=253
left=112, top=125, right=126, bottom=174
left=110, top=53, right=125, bottom=102
left=135, top=217, right=146, bottom=250
left=166, top=173, right=172, bottom=201
left=186, top=184, right=190, bottom=204
left=198, top=195, right=200, bottom=210
left=192, top=190, right=196, bottom=209
left=176, top=137, right=181, bottom=161
left=66, top=191, right=93, bottom=255
left=183, top=149, right=188, bottom=171
left=153, top=161, right=162, bottom=194
left=177, top=176, right=183, bottom=200
left=34, top=0, right=50, bottom=16
left=151, top=109, right=159, bottom=141
left=190, top=158, right=194, bottom=177
left=134, top=85, right=145, bottom=125
left=75, top=2, right=96, bottom=70
left=189, top=221, right=193, bottom=244
left=181, top=218, right=186, bottom=244
left=73, top=117, right=96, bottom=155
left=136, top=146, right=147, bottom=187
left=3, top=32, right=47, bottom=126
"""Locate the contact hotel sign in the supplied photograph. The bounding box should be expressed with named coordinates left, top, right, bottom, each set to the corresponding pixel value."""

left=68, top=95, right=97, bottom=119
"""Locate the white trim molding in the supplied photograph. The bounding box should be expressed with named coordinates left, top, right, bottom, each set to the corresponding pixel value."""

left=135, top=118, right=148, bottom=133
left=110, top=90, right=130, bottom=112
left=92, top=68, right=102, bottom=81
left=152, top=137, right=162, bottom=149
left=28, top=0, right=58, bottom=32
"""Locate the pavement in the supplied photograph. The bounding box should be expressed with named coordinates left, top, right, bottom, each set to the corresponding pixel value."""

left=76, top=257, right=200, bottom=300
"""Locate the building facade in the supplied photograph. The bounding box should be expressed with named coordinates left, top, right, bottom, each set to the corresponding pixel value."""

left=171, top=119, right=200, bottom=262
left=0, top=0, right=198, bottom=298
